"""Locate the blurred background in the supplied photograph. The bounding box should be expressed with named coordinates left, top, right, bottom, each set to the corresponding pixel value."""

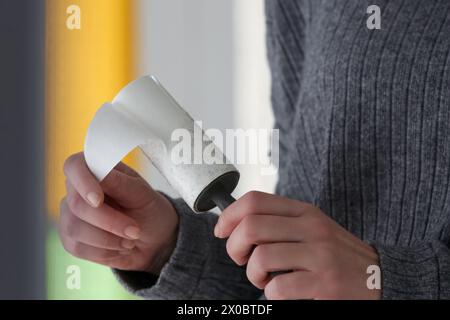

left=0, top=0, right=275, bottom=299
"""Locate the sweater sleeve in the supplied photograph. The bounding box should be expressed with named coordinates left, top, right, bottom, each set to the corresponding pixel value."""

left=375, top=241, right=450, bottom=299
left=113, top=195, right=261, bottom=300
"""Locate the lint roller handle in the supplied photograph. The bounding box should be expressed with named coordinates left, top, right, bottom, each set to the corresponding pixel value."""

left=209, top=184, right=236, bottom=211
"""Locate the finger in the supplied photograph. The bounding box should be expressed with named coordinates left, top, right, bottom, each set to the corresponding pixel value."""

left=216, top=191, right=310, bottom=238
left=246, top=243, right=315, bottom=289
left=114, top=161, right=140, bottom=177
left=66, top=182, right=141, bottom=240
left=226, top=215, right=312, bottom=265
left=63, top=152, right=104, bottom=208
left=264, top=271, right=318, bottom=300
left=59, top=200, right=136, bottom=250
left=101, top=168, right=155, bottom=209
left=60, top=238, right=128, bottom=265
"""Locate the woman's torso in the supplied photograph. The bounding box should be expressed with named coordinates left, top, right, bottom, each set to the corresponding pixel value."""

left=267, top=0, right=450, bottom=245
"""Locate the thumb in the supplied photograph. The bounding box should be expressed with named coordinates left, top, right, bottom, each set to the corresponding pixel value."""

left=100, top=168, right=156, bottom=209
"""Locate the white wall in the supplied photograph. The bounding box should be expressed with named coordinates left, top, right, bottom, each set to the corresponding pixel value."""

left=136, top=0, right=276, bottom=203
left=232, top=0, right=276, bottom=196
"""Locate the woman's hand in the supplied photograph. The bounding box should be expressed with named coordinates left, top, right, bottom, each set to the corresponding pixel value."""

left=58, top=152, right=179, bottom=274
left=215, top=191, right=381, bottom=300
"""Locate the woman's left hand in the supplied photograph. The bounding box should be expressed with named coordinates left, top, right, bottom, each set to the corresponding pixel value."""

left=214, top=191, right=381, bottom=300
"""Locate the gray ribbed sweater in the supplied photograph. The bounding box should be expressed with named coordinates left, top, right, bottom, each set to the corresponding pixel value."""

left=116, top=0, right=450, bottom=299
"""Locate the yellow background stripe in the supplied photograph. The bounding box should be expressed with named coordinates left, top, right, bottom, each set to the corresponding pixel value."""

left=46, top=0, right=137, bottom=218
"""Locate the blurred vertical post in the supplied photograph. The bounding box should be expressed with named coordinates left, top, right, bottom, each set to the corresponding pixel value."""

left=0, top=0, right=46, bottom=299
left=46, top=0, right=137, bottom=298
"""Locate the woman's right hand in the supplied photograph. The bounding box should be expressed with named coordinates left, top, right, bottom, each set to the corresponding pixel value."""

left=58, top=152, right=179, bottom=274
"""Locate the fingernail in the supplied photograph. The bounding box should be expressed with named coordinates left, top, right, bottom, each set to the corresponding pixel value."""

left=119, top=250, right=132, bottom=256
left=214, top=222, right=221, bottom=237
left=87, top=192, right=101, bottom=207
left=124, top=226, right=141, bottom=240
left=121, top=239, right=135, bottom=250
